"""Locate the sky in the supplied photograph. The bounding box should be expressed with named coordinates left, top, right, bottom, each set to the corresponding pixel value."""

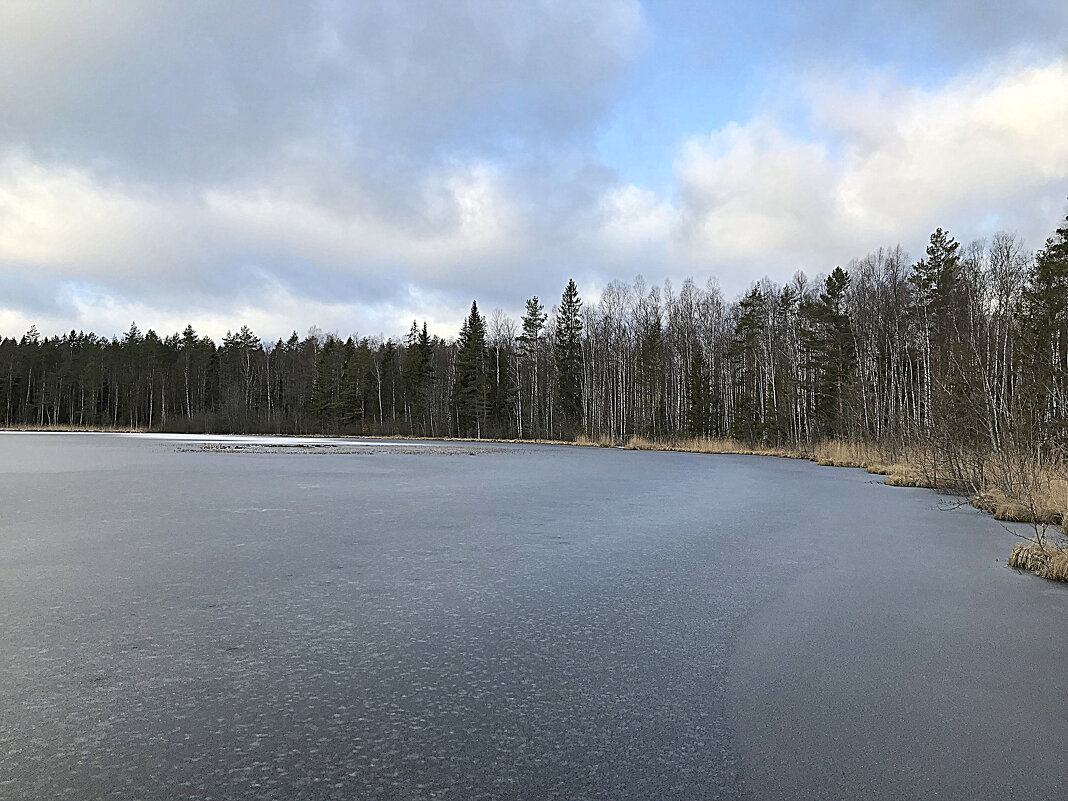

left=1, top=0, right=1067, bottom=342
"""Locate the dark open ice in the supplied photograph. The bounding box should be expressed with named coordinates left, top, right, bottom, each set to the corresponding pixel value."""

left=1, top=432, right=1065, bottom=799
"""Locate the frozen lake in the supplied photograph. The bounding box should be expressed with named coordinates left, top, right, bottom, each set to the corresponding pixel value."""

left=1, top=432, right=1066, bottom=800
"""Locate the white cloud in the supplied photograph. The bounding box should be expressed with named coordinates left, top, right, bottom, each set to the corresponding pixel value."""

left=674, top=119, right=836, bottom=262
left=0, top=154, right=167, bottom=273
left=597, top=184, right=675, bottom=250
left=201, top=159, right=521, bottom=273
left=0, top=153, right=527, bottom=305
left=0, top=275, right=462, bottom=346
left=669, top=58, right=1068, bottom=289
left=830, top=61, right=1068, bottom=232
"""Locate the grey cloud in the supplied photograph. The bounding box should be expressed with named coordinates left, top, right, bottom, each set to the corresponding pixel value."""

left=2, top=1, right=1066, bottom=342
left=0, top=0, right=645, bottom=335
left=0, top=269, right=73, bottom=319
left=0, top=1, right=643, bottom=182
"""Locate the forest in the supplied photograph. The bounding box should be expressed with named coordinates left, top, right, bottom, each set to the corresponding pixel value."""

left=3, top=212, right=1068, bottom=530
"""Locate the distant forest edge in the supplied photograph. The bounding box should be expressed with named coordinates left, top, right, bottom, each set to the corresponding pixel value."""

left=3, top=214, right=1067, bottom=445
left=2, top=213, right=1066, bottom=445
left=4, top=212, right=1068, bottom=548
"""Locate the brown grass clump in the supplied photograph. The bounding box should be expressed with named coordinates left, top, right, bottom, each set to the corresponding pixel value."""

left=3, top=423, right=148, bottom=433
left=973, top=488, right=1062, bottom=525
left=624, top=436, right=955, bottom=490
left=1008, top=541, right=1048, bottom=572
left=574, top=432, right=622, bottom=448
left=981, top=455, right=1067, bottom=526
left=1008, top=540, right=1068, bottom=582
left=1047, top=550, right=1068, bottom=582
left=811, top=440, right=875, bottom=468
left=622, top=435, right=803, bottom=459
left=882, top=473, right=926, bottom=488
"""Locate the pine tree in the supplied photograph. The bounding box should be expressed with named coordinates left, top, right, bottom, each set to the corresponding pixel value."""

left=819, top=267, right=855, bottom=436
left=554, top=279, right=583, bottom=435
left=910, top=228, right=963, bottom=354
left=731, top=286, right=767, bottom=443
left=910, top=228, right=961, bottom=318
left=518, top=297, right=547, bottom=351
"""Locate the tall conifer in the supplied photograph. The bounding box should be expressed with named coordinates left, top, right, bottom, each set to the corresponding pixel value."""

left=452, top=301, right=488, bottom=437
left=554, top=280, right=583, bottom=435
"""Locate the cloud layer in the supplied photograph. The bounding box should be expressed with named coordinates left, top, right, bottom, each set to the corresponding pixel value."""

left=1, top=1, right=1066, bottom=341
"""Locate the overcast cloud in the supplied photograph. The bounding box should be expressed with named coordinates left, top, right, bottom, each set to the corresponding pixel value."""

left=1, top=0, right=1066, bottom=341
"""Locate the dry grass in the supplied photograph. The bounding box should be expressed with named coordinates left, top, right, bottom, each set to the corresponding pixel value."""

left=622, top=435, right=925, bottom=482
left=1050, top=550, right=1068, bottom=582
left=811, top=439, right=876, bottom=468
left=1008, top=540, right=1068, bottom=582
left=973, top=487, right=1063, bottom=525
left=621, top=435, right=802, bottom=459
left=975, top=454, right=1068, bottom=548
left=574, top=432, right=622, bottom=448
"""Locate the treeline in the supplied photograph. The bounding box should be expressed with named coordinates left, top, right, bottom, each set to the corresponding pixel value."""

left=2, top=213, right=1067, bottom=465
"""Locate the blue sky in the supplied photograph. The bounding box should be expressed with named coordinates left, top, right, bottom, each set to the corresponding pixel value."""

left=0, top=0, right=1066, bottom=340
left=602, top=0, right=1068, bottom=190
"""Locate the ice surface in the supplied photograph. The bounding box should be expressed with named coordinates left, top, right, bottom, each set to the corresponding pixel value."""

left=0, top=433, right=1065, bottom=800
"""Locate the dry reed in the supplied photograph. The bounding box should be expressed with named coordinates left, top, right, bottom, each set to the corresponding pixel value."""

left=1, top=423, right=148, bottom=433
left=1008, top=540, right=1068, bottom=582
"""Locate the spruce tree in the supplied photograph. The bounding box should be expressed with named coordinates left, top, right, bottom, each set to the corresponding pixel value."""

left=1024, top=211, right=1068, bottom=348
left=685, top=348, right=709, bottom=436
left=799, top=267, right=855, bottom=437
left=402, top=321, right=435, bottom=433
left=452, top=301, right=488, bottom=437
left=339, top=338, right=372, bottom=427
left=310, top=336, right=348, bottom=432
left=1022, top=209, right=1068, bottom=443
left=517, top=296, right=547, bottom=437
left=553, top=279, right=583, bottom=436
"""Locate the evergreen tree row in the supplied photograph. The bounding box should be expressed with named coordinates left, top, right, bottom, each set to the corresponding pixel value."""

left=3, top=213, right=1067, bottom=463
